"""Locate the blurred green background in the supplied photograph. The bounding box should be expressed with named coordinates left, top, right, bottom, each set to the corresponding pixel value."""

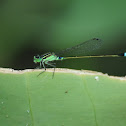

left=0, top=0, right=126, bottom=76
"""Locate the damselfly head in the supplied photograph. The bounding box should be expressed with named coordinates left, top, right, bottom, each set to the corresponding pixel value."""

left=33, top=55, right=42, bottom=63
left=33, top=56, right=37, bottom=63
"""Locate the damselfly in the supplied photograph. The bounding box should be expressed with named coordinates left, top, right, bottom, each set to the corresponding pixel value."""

left=33, top=38, right=126, bottom=78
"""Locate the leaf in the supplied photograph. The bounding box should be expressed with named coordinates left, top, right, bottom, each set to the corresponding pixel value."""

left=0, top=68, right=126, bottom=126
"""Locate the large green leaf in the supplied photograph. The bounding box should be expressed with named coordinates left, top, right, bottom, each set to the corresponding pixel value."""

left=0, top=68, right=126, bottom=126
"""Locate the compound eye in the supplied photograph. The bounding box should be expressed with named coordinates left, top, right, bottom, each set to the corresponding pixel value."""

left=35, top=56, right=40, bottom=58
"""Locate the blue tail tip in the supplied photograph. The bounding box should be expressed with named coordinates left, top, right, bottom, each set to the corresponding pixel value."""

left=118, top=52, right=126, bottom=56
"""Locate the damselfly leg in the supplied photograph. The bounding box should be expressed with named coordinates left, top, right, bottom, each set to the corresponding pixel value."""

left=37, top=60, right=46, bottom=77
left=37, top=61, right=56, bottom=78
left=46, top=62, right=56, bottom=78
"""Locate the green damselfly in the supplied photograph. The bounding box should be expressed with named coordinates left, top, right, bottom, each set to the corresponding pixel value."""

left=33, top=38, right=126, bottom=77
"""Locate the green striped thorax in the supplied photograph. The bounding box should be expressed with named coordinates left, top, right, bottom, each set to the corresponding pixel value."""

left=33, top=52, right=64, bottom=63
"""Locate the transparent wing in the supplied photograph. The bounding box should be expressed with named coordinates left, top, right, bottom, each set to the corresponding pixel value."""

left=56, top=38, right=103, bottom=57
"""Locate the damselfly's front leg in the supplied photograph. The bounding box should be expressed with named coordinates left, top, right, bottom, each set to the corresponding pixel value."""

left=37, top=60, right=46, bottom=77
left=40, top=61, right=42, bottom=68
